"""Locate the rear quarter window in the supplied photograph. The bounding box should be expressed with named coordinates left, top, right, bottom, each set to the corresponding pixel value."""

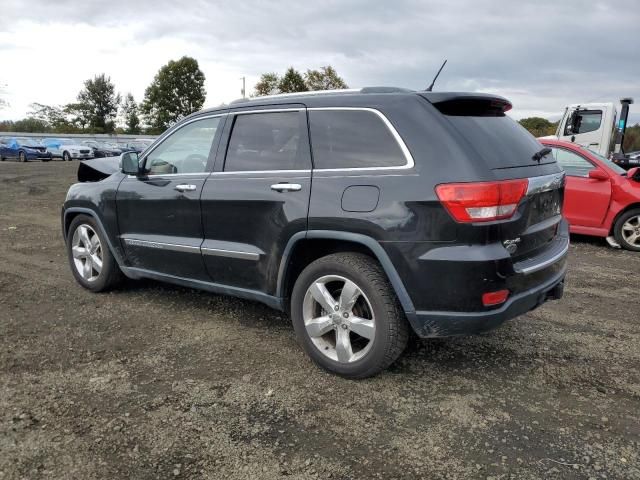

left=309, top=109, right=409, bottom=169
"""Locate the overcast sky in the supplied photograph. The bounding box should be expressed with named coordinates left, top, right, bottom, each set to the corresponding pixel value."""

left=1, top=0, right=639, bottom=122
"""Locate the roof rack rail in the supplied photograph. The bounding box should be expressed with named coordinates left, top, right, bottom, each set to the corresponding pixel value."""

left=229, top=86, right=415, bottom=104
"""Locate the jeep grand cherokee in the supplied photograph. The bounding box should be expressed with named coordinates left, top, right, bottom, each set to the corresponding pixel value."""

left=62, top=87, right=567, bottom=378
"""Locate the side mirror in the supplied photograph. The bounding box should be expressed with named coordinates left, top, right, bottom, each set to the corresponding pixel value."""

left=120, top=151, right=140, bottom=175
left=627, top=167, right=640, bottom=181
left=588, top=169, right=608, bottom=181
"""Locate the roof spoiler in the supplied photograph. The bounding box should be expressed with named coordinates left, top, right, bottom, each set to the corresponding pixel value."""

left=420, top=92, right=512, bottom=116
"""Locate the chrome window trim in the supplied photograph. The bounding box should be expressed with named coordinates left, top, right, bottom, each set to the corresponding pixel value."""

left=307, top=107, right=415, bottom=172
left=139, top=113, right=227, bottom=174
left=230, top=108, right=304, bottom=115
left=526, top=172, right=566, bottom=196
left=210, top=169, right=311, bottom=176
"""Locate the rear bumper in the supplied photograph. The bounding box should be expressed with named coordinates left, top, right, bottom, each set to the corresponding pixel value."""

left=409, top=266, right=566, bottom=338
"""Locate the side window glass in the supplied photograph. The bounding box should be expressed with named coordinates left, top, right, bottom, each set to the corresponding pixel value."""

left=224, top=111, right=309, bottom=172
left=145, top=117, right=221, bottom=175
left=551, top=147, right=594, bottom=177
left=309, top=109, right=407, bottom=169
left=564, top=110, right=602, bottom=135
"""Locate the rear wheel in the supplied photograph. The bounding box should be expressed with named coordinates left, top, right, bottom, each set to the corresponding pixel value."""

left=63, top=151, right=71, bottom=161
left=291, top=252, right=409, bottom=379
left=614, top=208, right=640, bottom=252
left=66, top=215, right=123, bottom=291
left=19, top=151, right=26, bottom=162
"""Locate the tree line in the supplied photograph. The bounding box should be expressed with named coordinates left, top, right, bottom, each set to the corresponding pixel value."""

left=0, top=61, right=347, bottom=136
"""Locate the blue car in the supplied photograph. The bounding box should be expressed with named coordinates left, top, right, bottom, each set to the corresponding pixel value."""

left=0, top=137, right=53, bottom=162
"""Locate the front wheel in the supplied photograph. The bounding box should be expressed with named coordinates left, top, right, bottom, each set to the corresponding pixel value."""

left=66, top=215, right=123, bottom=292
left=19, top=151, right=27, bottom=162
left=63, top=151, right=71, bottom=161
left=291, top=252, right=409, bottom=379
left=614, top=209, right=640, bottom=252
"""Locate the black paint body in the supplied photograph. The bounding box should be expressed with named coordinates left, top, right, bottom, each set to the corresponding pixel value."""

left=62, top=90, right=568, bottom=337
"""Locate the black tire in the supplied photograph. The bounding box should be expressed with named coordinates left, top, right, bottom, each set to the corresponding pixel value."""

left=63, top=151, right=71, bottom=161
left=66, top=214, right=123, bottom=292
left=613, top=208, right=640, bottom=252
left=291, top=252, right=409, bottom=379
left=19, top=151, right=27, bottom=162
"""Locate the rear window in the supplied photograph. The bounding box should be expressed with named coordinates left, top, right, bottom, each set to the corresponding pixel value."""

left=442, top=114, right=554, bottom=169
left=225, top=112, right=310, bottom=172
left=309, top=109, right=408, bottom=169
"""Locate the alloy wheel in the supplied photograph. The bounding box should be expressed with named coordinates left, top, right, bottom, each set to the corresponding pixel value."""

left=621, top=215, right=640, bottom=247
left=71, top=224, right=103, bottom=282
left=302, top=275, right=375, bottom=364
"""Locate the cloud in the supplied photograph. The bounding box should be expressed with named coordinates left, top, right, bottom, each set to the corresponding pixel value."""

left=1, top=0, right=639, bottom=122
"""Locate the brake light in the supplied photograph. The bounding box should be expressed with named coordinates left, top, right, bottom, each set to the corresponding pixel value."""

left=482, top=289, right=510, bottom=307
left=435, top=179, right=528, bottom=223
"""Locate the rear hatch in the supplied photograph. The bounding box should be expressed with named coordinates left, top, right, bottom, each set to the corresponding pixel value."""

left=423, top=93, right=565, bottom=262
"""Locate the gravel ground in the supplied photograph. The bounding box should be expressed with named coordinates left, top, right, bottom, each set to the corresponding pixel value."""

left=1, top=161, right=639, bottom=480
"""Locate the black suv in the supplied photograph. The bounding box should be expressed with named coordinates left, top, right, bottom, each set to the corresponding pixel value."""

left=62, top=88, right=568, bottom=378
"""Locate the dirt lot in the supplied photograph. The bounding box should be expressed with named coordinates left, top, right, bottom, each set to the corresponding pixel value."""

left=0, top=161, right=639, bottom=480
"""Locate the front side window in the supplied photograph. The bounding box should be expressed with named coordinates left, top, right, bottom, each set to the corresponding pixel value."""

left=145, top=117, right=221, bottom=175
left=224, top=111, right=309, bottom=172
left=564, top=110, right=602, bottom=135
left=309, top=109, right=407, bottom=169
left=551, top=147, right=594, bottom=177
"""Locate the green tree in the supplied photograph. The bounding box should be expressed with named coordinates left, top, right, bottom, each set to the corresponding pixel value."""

left=122, top=93, right=141, bottom=134
left=12, top=118, right=51, bottom=133
left=304, top=66, right=348, bottom=91
left=28, top=103, right=74, bottom=132
left=76, top=74, right=121, bottom=133
left=518, top=117, right=557, bottom=137
left=623, top=124, right=640, bottom=152
left=278, top=67, right=307, bottom=94
left=253, top=72, right=280, bottom=97
left=141, top=56, right=206, bottom=133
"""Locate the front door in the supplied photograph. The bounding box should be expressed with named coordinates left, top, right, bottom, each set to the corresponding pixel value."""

left=562, top=108, right=606, bottom=154
left=551, top=146, right=611, bottom=228
left=200, top=107, right=312, bottom=297
left=116, top=114, right=226, bottom=280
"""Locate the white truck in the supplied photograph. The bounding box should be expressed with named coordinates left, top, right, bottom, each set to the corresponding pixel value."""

left=544, top=98, right=638, bottom=169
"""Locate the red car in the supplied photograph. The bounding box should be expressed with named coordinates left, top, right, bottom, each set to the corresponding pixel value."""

left=539, top=139, right=640, bottom=251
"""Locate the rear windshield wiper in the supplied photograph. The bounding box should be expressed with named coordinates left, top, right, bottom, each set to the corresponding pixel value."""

left=532, top=147, right=552, bottom=162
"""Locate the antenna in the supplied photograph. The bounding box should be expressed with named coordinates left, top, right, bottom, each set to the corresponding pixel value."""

left=425, top=59, right=447, bottom=92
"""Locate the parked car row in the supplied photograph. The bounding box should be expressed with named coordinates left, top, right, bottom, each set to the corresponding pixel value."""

left=0, top=136, right=154, bottom=162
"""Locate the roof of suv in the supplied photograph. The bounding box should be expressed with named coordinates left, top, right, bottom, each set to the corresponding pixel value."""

left=197, top=88, right=510, bottom=115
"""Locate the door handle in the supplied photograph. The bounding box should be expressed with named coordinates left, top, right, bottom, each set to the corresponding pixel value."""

left=175, top=184, right=197, bottom=192
left=270, top=183, right=302, bottom=192
left=588, top=142, right=599, bottom=146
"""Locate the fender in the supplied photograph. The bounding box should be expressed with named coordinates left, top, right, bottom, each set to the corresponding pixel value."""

left=276, top=230, right=417, bottom=322
left=62, top=207, right=127, bottom=267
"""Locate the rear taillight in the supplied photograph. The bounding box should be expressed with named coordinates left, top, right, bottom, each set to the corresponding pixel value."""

left=435, top=179, right=528, bottom=223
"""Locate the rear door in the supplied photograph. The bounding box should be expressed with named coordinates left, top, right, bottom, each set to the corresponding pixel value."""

left=116, top=114, right=225, bottom=280
left=200, top=106, right=312, bottom=297
left=550, top=146, right=611, bottom=227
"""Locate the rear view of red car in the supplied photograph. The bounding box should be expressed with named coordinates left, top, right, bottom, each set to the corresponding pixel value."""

left=540, top=139, right=640, bottom=251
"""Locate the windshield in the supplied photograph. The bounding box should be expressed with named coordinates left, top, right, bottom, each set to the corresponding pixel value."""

left=17, top=138, right=40, bottom=146
left=583, top=147, right=627, bottom=175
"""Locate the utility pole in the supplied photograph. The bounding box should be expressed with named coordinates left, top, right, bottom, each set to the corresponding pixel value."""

left=240, top=77, right=246, bottom=98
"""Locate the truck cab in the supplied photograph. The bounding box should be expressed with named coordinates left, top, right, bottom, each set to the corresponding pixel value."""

left=551, top=102, right=617, bottom=157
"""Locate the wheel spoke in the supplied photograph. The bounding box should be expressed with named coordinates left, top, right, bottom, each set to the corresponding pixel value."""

left=91, top=254, right=103, bottom=273
left=335, top=328, right=353, bottom=363
left=78, top=226, right=91, bottom=247
left=90, top=233, right=100, bottom=250
left=305, top=315, right=334, bottom=338
left=339, top=280, right=361, bottom=312
left=348, top=316, right=375, bottom=340
left=309, top=282, right=337, bottom=313
left=626, top=232, right=640, bottom=245
left=82, top=258, right=92, bottom=279
left=72, top=246, right=87, bottom=259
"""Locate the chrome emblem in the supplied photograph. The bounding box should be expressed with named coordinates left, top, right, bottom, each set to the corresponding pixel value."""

left=504, top=238, right=521, bottom=254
